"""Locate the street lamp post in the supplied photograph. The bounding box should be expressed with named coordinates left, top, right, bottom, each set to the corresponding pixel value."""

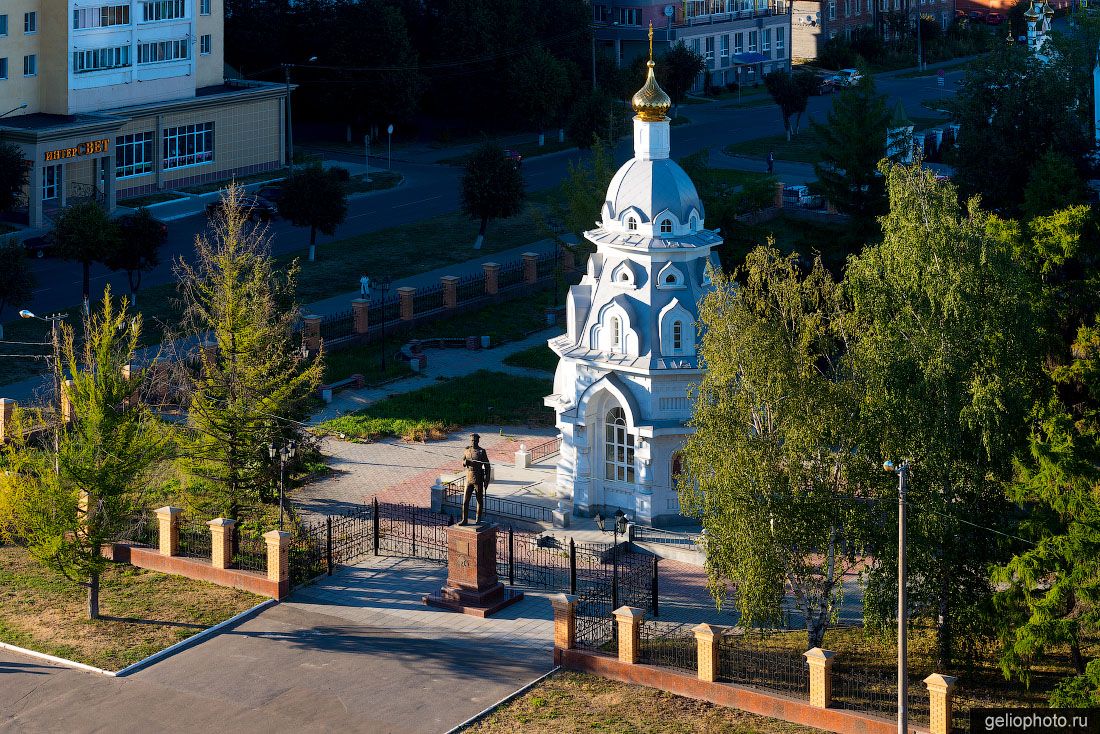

left=377, top=276, right=392, bottom=371
left=0, top=102, right=29, bottom=119
left=268, top=439, right=297, bottom=529
left=884, top=459, right=910, bottom=734
left=19, top=309, right=67, bottom=475
left=282, top=58, right=317, bottom=170
left=386, top=124, right=394, bottom=170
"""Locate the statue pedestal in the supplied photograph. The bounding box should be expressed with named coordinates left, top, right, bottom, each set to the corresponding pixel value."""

left=424, top=523, right=523, bottom=618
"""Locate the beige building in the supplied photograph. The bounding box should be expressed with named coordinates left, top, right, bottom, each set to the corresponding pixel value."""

left=0, top=0, right=285, bottom=228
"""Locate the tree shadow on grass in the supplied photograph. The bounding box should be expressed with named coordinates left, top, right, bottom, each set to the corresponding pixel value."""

left=99, top=616, right=208, bottom=630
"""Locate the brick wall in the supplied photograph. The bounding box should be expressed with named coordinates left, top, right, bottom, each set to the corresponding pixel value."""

left=107, top=543, right=288, bottom=599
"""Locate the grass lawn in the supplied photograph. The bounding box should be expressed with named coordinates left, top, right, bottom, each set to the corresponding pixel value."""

left=118, top=191, right=186, bottom=208
left=724, top=127, right=826, bottom=165
left=465, top=671, right=824, bottom=734
left=344, top=171, right=403, bottom=195
left=502, top=343, right=558, bottom=373
left=323, top=348, right=414, bottom=385
left=0, top=545, right=263, bottom=671
left=318, top=369, right=552, bottom=441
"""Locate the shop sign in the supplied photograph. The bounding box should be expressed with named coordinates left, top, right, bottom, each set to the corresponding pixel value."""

left=44, top=139, right=110, bottom=162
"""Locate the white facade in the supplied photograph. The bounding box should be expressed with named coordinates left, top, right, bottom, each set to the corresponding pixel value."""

left=544, top=102, right=720, bottom=526
left=1024, top=0, right=1054, bottom=61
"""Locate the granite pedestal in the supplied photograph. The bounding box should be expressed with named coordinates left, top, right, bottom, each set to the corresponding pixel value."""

left=424, top=523, right=523, bottom=618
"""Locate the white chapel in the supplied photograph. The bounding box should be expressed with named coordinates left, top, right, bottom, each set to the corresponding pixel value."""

left=545, top=30, right=721, bottom=526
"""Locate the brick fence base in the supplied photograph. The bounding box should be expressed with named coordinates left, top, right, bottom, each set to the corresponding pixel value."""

left=107, top=543, right=288, bottom=599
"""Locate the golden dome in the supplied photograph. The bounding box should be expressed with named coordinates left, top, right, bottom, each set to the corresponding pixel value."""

left=632, top=59, right=672, bottom=122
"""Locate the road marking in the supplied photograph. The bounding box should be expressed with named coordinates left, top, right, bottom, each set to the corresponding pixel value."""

left=347, top=210, right=379, bottom=220
left=391, top=195, right=442, bottom=209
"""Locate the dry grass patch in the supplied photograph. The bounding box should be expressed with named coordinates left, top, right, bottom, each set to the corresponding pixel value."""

left=0, top=545, right=264, bottom=671
left=464, top=671, right=825, bottom=734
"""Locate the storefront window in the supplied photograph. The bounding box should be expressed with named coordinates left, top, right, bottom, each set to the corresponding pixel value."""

left=116, top=132, right=155, bottom=178
left=42, top=165, right=61, bottom=201
left=163, top=122, right=214, bottom=169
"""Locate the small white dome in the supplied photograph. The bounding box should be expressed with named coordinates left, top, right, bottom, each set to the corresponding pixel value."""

left=602, top=158, right=705, bottom=238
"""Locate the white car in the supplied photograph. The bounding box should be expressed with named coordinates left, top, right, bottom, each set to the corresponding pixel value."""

left=836, top=68, right=863, bottom=86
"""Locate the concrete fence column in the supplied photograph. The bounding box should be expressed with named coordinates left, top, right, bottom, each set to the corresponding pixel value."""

left=550, top=593, right=579, bottom=651
left=441, top=276, right=459, bottom=309
left=483, top=263, right=500, bottom=295
left=522, top=252, right=539, bottom=284
left=515, top=443, right=531, bottom=469
left=155, top=506, right=183, bottom=556
left=60, top=379, right=75, bottom=424
left=804, top=648, right=836, bottom=708
left=924, top=673, right=958, bottom=734
left=302, top=314, right=321, bottom=352
left=208, top=518, right=235, bottom=570
left=397, top=287, right=416, bottom=321
left=264, top=530, right=291, bottom=597
left=693, top=623, right=722, bottom=682
left=613, top=606, right=644, bottom=664
left=774, top=181, right=785, bottom=209
left=0, top=398, right=16, bottom=442
left=352, top=298, right=370, bottom=334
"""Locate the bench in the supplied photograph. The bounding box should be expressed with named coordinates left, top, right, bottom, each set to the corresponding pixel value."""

left=317, top=373, right=364, bottom=403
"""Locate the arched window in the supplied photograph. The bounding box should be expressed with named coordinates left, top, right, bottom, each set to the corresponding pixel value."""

left=627, top=216, right=638, bottom=231
left=670, top=452, right=684, bottom=488
left=604, top=407, right=635, bottom=483
left=610, top=316, right=622, bottom=352
left=660, top=218, right=672, bottom=234
left=672, top=321, right=683, bottom=350
left=689, top=215, right=698, bottom=231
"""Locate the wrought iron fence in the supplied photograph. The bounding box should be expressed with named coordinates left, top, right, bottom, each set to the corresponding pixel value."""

left=440, top=479, right=556, bottom=524
left=632, top=525, right=702, bottom=552
left=413, top=285, right=446, bottom=314
left=831, top=666, right=930, bottom=725
left=375, top=501, right=450, bottom=563
left=456, top=272, right=484, bottom=301
left=536, top=252, right=557, bottom=279
left=234, top=534, right=268, bottom=573
left=495, top=528, right=571, bottom=590
left=639, top=621, right=698, bottom=672
left=497, top=261, right=525, bottom=289
left=717, top=638, right=809, bottom=697
left=319, top=309, right=354, bottom=341
left=113, top=513, right=158, bottom=547
left=381, top=296, right=401, bottom=323
left=527, top=436, right=561, bottom=463
left=178, top=522, right=212, bottom=559
left=289, top=517, right=327, bottom=587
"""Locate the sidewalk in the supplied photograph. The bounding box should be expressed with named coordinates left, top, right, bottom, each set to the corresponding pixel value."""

left=717, top=154, right=817, bottom=184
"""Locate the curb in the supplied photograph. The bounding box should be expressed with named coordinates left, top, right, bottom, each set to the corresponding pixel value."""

left=0, top=598, right=277, bottom=677
left=446, top=665, right=562, bottom=733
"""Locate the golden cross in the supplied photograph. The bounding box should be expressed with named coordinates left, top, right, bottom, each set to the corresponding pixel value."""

left=648, top=22, right=654, bottom=62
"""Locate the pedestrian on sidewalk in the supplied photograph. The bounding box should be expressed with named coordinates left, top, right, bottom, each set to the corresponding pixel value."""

left=359, top=272, right=371, bottom=300
left=767, top=151, right=775, bottom=174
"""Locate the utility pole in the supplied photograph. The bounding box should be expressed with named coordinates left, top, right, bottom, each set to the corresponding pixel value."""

left=885, top=459, right=910, bottom=734
left=283, top=64, right=294, bottom=168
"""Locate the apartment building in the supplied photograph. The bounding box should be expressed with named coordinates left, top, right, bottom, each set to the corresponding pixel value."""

left=0, top=0, right=285, bottom=228
left=790, top=0, right=955, bottom=61
left=594, top=0, right=792, bottom=91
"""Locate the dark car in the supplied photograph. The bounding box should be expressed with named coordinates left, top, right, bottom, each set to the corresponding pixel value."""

left=22, top=231, right=55, bottom=258
left=255, top=185, right=284, bottom=206
left=503, top=149, right=523, bottom=167
left=205, top=194, right=278, bottom=222
left=814, top=77, right=840, bottom=95
left=116, top=212, right=168, bottom=239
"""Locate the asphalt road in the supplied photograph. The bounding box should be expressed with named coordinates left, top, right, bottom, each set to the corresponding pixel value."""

left=6, top=65, right=963, bottom=323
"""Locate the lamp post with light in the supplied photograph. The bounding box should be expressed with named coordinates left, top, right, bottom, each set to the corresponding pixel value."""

left=282, top=58, right=318, bottom=169
left=884, top=458, right=910, bottom=734
left=268, top=439, right=297, bottom=529
left=19, top=309, right=68, bottom=474
left=0, top=102, right=28, bottom=119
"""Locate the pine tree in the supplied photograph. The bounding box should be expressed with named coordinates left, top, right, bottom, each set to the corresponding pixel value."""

left=176, top=185, right=323, bottom=522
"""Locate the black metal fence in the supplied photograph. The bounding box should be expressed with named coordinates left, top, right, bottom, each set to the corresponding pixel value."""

left=234, top=534, right=268, bottom=572
left=440, top=477, right=556, bottom=524
left=113, top=513, right=158, bottom=548
left=632, top=526, right=702, bottom=553
left=456, top=271, right=484, bottom=301
left=717, top=638, right=810, bottom=697
left=178, top=522, right=212, bottom=559
left=319, top=309, right=354, bottom=341
left=527, top=436, right=562, bottom=463
left=831, top=665, right=930, bottom=726
left=639, top=621, right=698, bottom=672
left=413, top=285, right=446, bottom=315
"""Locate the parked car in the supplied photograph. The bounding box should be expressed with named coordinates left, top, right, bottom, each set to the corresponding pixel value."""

left=835, top=68, right=863, bottom=87
left=115, top=212, right=168, bottom=239
left=782, top=185, right=824, bottom=209
left=22, top=231, right=55, bottom=258
left=205, top=194, right=278, bottom=222
left=503, top=149, right=523, bottom=167
left=255, top=185, right=284, bottom=206
left=814, top=76, right=840, bottom=95
left=985, top=11, right=1004, bottom=24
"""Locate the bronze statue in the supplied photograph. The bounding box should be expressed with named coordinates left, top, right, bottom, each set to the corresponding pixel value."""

left=459, top=433, right=491, bottom=525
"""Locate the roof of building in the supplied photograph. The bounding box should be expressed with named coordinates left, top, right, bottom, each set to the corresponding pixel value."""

left=0, top=112, right=119, bottom=132
left=603, top=157, right=705, bottom=229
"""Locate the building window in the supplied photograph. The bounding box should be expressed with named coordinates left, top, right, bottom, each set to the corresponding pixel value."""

left=0, top=15, right=7, bottom=36
left=627, top=216, right=637, bottom=231
left=828, top=0, right=836, bottom=19
left=23, top=55, right=37, bottom=77
left=614, top=7, right=640, bottom=25
left=776, top=27, right=785, bottom=54
left=73, top=46, right=132, bottom=73
left=24, top=12, right=37, bottom=34
left=763, top=28, right=771, bottom=52
left=670, top=452, right=684, bottom=489
left=42, top=166, right=60, bottom=201
left=720, top=34, right=730, bottom=62
left=844, top=0, right=851, bottom=14
left=116, top=132, right=155, bottom=178
left=200, top=34, right=211, bottom=54
left=142, top=0, right=186, bottom=22
left=0, top=58, right=7, bottom=80
left=163, top=122, right=214, bottom=169
left=73, top=5, right=131, bottom=29
left=138, top=39, right=190, bottom=64
left=734, top=32, right=744, bottom=54
left=705, top=36, right=715, bottom=66
left=604, top=407, right=635, bottom=483
left=200, top=0, right=211, bottom=14
left=748, top=30, right=758, bottom=52
left=610, top=316, right=622, bottom=352
left=660, top=218, right=672, bottom=234
left=672, top=321, right=683, bottom=350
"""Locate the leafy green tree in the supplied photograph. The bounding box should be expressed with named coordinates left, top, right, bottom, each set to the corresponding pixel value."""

left=460, top=142, right=526, bottom=250
left=277, top=165, right=349, bottom=262
left=993, top=317, right=1100, bottom=684
left=53, top=202, right=120, bottom=314
left=566, top=90, right=614, bottom=148
left=680, top=247, right=873, bottom=649
left=845, top=163, right=1043, bottom=668
left=0, top=141, right=28, bottom=215
left=0, top=239, right=35, bottom=338
left=176, top=186, right=323, bottom=522
left=546, top=137, right=615, bottom=252
left=811, top=75, right=890, bottom=229
left=764, top=69, right=818, bottom=140
left=1022, top=151, right=1086, bottom=221
left=0, top=292, right=166, bottom=619
left=507, top=47, right=572, bottom=129
left=659, top=42, right=705, bottom=118
left=104, top=209, right=166, bottom=306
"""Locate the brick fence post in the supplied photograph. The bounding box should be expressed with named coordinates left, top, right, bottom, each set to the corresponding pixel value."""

left=693, top=623, right=722, bottom=683
left=155, top=506, right=183, bottom=556
left=397, top=287, right=416, bottom=321
left=774, top=181, right=785, bottom=209
left=441, top=276, right=459, bottom=308
left=60, top=379, right=75, bottom=424
left=352, top=298, right=370, bottom=335
left=302, top=314, right=321, bottom=352
left=924, top=673, right=958, bottom=734
left=208, top=518, right=235, bottom=570
left=804, top=647, right=836, bottom=708
left=550, top=593, right=578, bottom=652
left=613, top=605, right=644, bottom=664
left=483, top=263, right=500, bottom=295
left=0, top=398, right=15, bottom=442
left=264, top=530, right=291, bottom=598
left=522, top=252, right=539, bottom=284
